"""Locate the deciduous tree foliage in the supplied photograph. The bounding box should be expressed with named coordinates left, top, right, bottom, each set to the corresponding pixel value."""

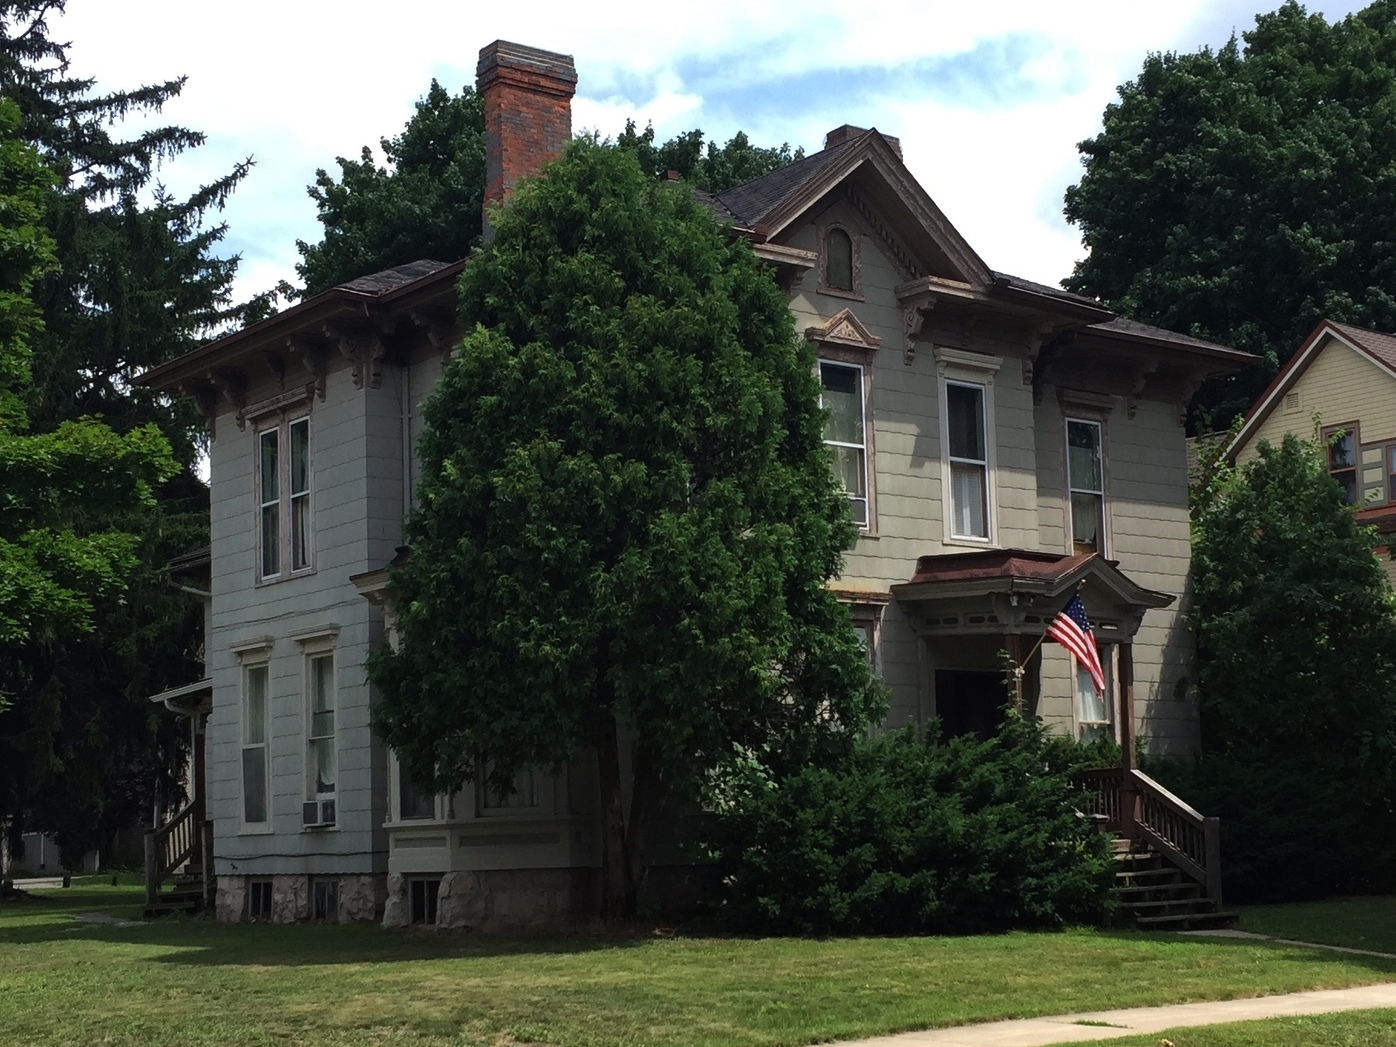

left=0, top=0, right=261, bottom=864
left=368, top=140, right=881, bottom=918
left=1169, top=433, right=1396, bottom=899
left=1064, top=0, right=1396, bottom=428
left=294, top=79, right=802, bottom=295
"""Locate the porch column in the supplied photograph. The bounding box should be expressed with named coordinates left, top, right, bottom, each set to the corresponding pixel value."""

left=1119, top=641, right=1137, bottom=840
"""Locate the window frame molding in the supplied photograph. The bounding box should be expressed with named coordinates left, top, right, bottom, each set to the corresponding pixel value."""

left=297, top=632, right=339, bottom=826
left=1321, top=421, right=1361, bottom=506
left=237, top=652, right=273, bottom=835
left=254, top=406, right=315, bottom=586
left=817, top=221, right=864, bottom=301
left=1063, top=415, right=1110, bottom=558
left=807, top=309, right=883, bottom=536
left=935, top=347, right=1002, bottom=547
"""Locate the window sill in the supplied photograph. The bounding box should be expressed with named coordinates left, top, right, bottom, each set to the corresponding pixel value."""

left=817, top=285, right=865, bottom=302
left=238, top=826, right=274, bottom=836
left=945, top=535, right=996, bottom=549
left=255, top=566, right=318, bottom=588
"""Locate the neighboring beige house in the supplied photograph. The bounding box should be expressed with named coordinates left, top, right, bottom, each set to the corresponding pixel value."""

left=135, top=40, right=1251, bottom=929
left=1226, top=320, right=1396, bottom=586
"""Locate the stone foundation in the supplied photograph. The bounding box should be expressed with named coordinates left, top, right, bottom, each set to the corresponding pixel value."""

left=436, top=867, right=597, bottom=932
left=215, top=873, right=386, bottom=924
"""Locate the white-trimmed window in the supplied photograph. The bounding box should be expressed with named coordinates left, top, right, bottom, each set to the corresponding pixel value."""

left=257, top=415, right=312, bottom=580
left=480, top=763, right=538, bottom=813
left=1076, top=646, right=1115, bottom=743
left=820, top=360, right=869, bottom=527
left=398, top=760, right=436, bottom=820
left=946, top=381, right=989, bottom=539
left=306, top=652, right=336, bottom=802
left=1066, top=419, right=1105, bottom=556
left=241, top=662, right=270, bottom=828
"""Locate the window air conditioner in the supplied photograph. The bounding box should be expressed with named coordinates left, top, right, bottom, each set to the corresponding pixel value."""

left=302, top=798, right=336, bottom=828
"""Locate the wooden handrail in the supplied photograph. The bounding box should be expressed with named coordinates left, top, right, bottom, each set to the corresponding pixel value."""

left=143, top=801, right=201, bottom=906
left=1072, top=766, right=1223, bottom=908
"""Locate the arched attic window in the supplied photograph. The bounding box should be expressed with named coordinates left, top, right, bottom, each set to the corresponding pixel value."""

left=825, top=227, right=854, bottom=290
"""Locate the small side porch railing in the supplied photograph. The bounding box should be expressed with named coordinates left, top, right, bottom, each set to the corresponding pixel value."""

left=143, top=801, right=213, bottom=908
left=1075, top=767, right=1223, bottom=907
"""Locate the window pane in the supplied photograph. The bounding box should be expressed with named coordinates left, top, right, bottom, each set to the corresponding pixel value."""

left=947, top=384, right=985, bottom=461
left=242, top=747, right=267, bottom=823
left=820, top=364, right=863, bottom=445
left=400, top=764, right=435, bottom=820
left=1071, top=492, right=1103, bottom=555
left=1329, top=431, right=1355, bottom=469
left=291, top=494, right=310, bottom=570
left=1077, top=660, right=1109, bottom=723
left=261, top=504, right=280, bottom=576
left=950, top=462, right=987, bottom=538
left=245, top=666, right=267, bottom=745
left=830, top=444, right=866, bottom=502
left=1335, top=469, right=1358, bottom=504
left=1067, top=421, right=1101, bottom=492
left=483, top=765, right=537, bottom=809
left=260, top=430, right=279, bottom=502
left=290, top=420, right=309, bottom=495
left=311, top=709, right=335, bottom=738
left=310, top=655, right=333, bottom=714
left=826, top=228, right=853, bottom=290
left=311, top=737, right=336, bottom=795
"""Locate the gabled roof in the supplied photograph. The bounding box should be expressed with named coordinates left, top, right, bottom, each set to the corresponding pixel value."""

left=1227, top=318, right=1396, bottom=460
left=707, top=127, right=995, bottom=289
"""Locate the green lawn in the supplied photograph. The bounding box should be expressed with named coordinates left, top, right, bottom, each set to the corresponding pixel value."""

left=1240, top=896, right=1396, bottom=955
left=4, top=883, right=1396, bottom=1047
left=1075, top=1008, right=1396, bottom=1046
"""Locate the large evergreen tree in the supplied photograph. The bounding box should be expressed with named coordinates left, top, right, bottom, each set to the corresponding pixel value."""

left=1064, top=1, right=1396, bottom=429
left=0, top=1, right=264, bottom=863
left=367, top=140, right=881, bottom=919
left=295, top=80, right=802, bottom=295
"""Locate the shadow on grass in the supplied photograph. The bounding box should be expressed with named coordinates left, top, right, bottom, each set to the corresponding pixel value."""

left=10, top=887, right=1396, bottom=978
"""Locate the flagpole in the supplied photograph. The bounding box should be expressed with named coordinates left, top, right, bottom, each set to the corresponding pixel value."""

left=1012, top=581, right=1090, bottom=674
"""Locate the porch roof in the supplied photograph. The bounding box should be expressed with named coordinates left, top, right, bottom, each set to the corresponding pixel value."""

left=889, top=549, right=1173, bottom=638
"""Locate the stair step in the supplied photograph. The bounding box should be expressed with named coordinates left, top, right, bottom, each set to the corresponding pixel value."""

left=1114, top=882, right=1202, bottom=900
left=1135, top=910, right=1240, bottom=931
left=1115, top=870, right=1183, bottom=887
left=1119, top=897, right=1215, bottom=914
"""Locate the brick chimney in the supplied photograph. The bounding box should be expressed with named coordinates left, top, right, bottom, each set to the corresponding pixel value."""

left=824, top=124, right=901, bottom=159
left=477, top=40, right=578, bottom=240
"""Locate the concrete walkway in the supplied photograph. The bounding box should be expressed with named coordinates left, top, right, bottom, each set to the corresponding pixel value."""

left=839, top=983, right=1396, bottom=1046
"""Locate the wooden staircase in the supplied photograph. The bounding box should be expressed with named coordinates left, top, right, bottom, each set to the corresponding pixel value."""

left=1077, top=767, right=1237, bottom=931
left=1110, top=837, right=1238, bottom=930
left=143, top=801, right=213, bottom=918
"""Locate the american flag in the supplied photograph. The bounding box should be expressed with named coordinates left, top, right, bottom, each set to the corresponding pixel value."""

left=1047, top=593, right=1105, bottom=695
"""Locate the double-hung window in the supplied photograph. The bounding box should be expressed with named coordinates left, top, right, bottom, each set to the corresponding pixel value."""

left=258, top=416, right=312, bottom=580
left=820, top=361, right=869, bottom=527
left=242, top=663, right=270, bottom=828
left=480, top=762, right=538, bottom=812
left=1324, top=424, right=1359, bottom=504
left=946, top=381, right=989, bottom=539
left=1076, top=646, right=1115, bottom=743
left=306, top=652, right=336, bottom=803
left=1066, top=419, right=1105, bottom=555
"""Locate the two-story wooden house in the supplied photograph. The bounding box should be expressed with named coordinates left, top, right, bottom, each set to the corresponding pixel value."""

left=136, top=40, right=1251, bottom=928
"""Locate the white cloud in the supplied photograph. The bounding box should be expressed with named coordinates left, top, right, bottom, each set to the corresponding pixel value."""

left=50, top=0, right=1369, bottom=298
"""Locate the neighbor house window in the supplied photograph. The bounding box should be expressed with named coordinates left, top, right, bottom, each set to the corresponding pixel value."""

left=826, top=228, right=853, bottom=290
left=1066, top=419, right=1105, bottom=555
left=481, top=764, right=538, bottom=812
left=946, top=381, right=989, bottom=539
left=820, top=361, right=869, bottom=527
left=398, top=762, right=436, bottom=820
left=241, top=663, right=270, bottom=827
left=257, top=415, right=312, bottom=580
left=306, top=653, right=336, bottom=802
left=1324, top=424, right=1358, bottom=504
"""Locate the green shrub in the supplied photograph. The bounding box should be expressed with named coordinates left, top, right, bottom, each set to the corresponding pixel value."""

left=701, top=715, right=1114, bottom=935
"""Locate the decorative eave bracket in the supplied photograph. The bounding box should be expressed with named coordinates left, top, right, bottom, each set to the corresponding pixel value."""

left=323, top=322, right=387, bottom=390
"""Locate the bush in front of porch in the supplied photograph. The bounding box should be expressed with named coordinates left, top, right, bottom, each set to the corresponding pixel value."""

left=701, top=713, right=1114, bottom=935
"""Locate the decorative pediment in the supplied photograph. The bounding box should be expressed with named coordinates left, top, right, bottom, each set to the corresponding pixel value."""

left=805, top=308, right=882, bottom=353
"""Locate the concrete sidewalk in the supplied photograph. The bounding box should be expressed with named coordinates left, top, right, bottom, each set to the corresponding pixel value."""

left=838, top=983, right=1396, bottom=1046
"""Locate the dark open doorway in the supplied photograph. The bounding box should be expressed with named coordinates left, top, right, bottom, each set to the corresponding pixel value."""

left=934, top=669, right=1008, bottom=742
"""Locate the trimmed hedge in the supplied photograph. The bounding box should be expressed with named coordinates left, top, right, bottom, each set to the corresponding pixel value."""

left=702, top=715, right=1114, bottom=935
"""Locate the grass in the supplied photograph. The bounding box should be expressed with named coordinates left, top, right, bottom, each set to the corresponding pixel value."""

left=1240, top=896, right=1396, bottom=955
left=3, top=883, right=1396, bottom=1047
left=1081, top=1008, right=1396, bottom=1045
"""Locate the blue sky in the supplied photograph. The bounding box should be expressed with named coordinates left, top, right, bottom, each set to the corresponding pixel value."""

left=51, top=0, right=1371, bottom=304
